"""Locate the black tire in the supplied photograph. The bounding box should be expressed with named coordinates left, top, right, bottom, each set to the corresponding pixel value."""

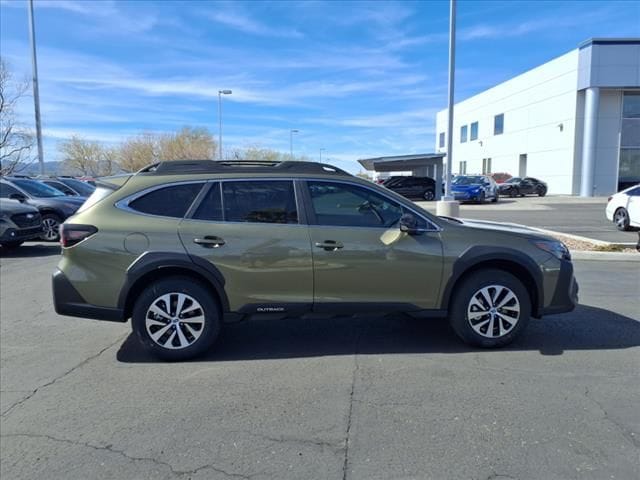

left=449, top=269, right=531, bottom=348
left=477, top=191, right=485, bottom=204
left=1, top=241, right=24, bottom=249
left=509, top=188, right=518, bottom=198
left=423, top=189, right=435, bottom=201
left=132, top=276, right=222, bottom=361
left=491, top=192, right=499, bottom=203
left=537, top=187, right=547, bottom=197
left=40, top=213, right=62, bottom=242
left=613, top=207, right=631, bottom=231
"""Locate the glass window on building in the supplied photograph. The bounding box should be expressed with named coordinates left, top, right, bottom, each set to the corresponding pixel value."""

left=459, top=161, right=467, bottom=174
left=439, top=132, right=445, bottom=148
left=460, top=125, right=468, bottom=143
left=482, top=158, right=492, bottom=174
left=619, top=92, right=640, bottom=191
left=470, top=122, right=478, bottom=141
left=494, top=114, right=504, bottom=135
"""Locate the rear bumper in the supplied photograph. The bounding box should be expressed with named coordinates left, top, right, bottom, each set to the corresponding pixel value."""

left=52, top=269, right=126, bottom=322
left=542, top=260, right=579, bottom=316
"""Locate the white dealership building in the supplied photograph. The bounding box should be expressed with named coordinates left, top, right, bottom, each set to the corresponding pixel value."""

left=435, top=38, right=640, bottom=195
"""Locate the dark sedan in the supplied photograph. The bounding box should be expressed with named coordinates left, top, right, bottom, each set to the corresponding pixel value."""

left=499, top=177, right=547, bottom=197
left=0, top=178, right=85, bottom=242
left=383, top=176, right=437, bottom=201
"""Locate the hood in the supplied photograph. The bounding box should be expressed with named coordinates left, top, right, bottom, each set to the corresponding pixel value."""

left=0, top=198, right=40, bottom=215
left=25, top=196, right=83, bottom=214
left=449, top=217, right=552, bottom=239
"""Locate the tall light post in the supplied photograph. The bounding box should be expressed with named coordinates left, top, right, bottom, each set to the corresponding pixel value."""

left=436, top=0, right=459, bottom=217
left=218, top=89, right=232, bottom=160
left=289, top=129, right=299, bottom=159
left=319, top=148, right=325, bottom=162
left=27, top=0, right=44, bottom=174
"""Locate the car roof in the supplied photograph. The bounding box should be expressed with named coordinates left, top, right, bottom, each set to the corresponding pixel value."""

left=140, top=160, right=350, bottom=177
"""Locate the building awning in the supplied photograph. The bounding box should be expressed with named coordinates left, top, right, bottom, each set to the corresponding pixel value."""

left=358, top=153, right=445, bottom=172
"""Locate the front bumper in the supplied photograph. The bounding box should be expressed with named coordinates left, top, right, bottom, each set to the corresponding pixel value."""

left=542, top=260, right=579, bottom=315
left=52, top=269, right=125, bottom=322
left=0, top=225, right=43, bottom=243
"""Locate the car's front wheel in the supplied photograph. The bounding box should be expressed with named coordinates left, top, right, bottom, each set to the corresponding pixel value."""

left=537, top=187, right=547, bottom=197
left=613, top=207, right=631, bottom=231
left=449, top=269, right=531, bottom=348
left=423, top=189, right=435, bottom=201
left=40, top=213, right=62, bottom=242
left=132, top=276, right=222, bottom=361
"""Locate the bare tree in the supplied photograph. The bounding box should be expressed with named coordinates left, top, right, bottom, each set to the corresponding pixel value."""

left=118, top=132, right=157, bottom=173
left=59, top=135, right=115, bottom=177
left=0, top=59, right=35, bottom=175
left=157, top=126, right=215, bottom=161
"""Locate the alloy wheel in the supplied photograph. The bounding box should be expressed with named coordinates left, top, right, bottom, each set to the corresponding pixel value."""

left=145, top=292, right=205, bottom=349
left=42, top=217, right=60, bottom=241
left=467, top=285, right=520, bottom=338
left=614, top=209, right=629, bottom=229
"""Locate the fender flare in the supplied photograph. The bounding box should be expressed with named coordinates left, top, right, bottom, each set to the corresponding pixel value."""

left=117, top=251, right=230, bottom=314
left=440, top=246, right=544, bottom=317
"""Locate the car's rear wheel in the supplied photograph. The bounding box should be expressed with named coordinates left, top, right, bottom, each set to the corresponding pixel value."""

left=132, top=276, right=222, bottom=361
left=40, top=213, right=62, bottom=242
left=449, top=269, right=531, bottom=348
left=423, top=189, right=435, bottom=201
left=613, top=207, right=631, bottom=231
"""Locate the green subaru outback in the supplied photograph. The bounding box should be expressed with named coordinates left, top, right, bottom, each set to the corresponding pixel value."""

left=52, top=160, right=577, bottom=361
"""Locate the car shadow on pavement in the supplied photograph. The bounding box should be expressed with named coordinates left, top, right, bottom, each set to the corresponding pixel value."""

left=116, top=304, right=639, bottom=363
left=0, top=243, right=60, bottom=258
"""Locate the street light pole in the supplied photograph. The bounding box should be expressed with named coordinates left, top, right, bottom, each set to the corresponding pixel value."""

left=27, top=0, right=44, bottom=174
left=218, top=90, right=232, bottom=160
left=444, top=0, right=456, bottom=199
left=290, top=129, right=299, bottom=159
left=319, top=148, right=325, bottom=162
left=436, top=0, right=459, bottom=217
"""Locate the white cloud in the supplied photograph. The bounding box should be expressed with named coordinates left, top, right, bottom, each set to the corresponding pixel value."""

left=203, top=8, right=303, bottom=38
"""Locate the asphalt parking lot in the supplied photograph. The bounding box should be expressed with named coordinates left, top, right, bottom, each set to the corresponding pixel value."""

left=1, top=243, right=638, bottom=480
left=418, top=196, right=637, bottom=244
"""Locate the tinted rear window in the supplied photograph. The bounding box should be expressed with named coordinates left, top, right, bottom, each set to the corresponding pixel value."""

left=129, top=183, right=204, bottom=218
left=192, top=183, right=223, bottom=221
left=222, top=181, right=297, bottom=224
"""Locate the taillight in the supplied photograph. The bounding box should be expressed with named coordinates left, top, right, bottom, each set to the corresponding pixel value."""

left=60, top=224, right=98, bottom=247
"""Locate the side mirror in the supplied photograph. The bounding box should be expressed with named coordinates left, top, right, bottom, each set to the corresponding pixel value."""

left=399, top=213, right=423, bottom=235
left=9, top=193, right=27, bottom=203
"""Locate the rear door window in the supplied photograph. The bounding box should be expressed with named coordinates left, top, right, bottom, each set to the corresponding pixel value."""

left=222, top=181, right=298, bottom=224
left=128, top=183, right=204, bottom=218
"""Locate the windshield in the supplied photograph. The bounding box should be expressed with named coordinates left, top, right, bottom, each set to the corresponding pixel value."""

left=504, top=177, right=521, bottom=184
left=12, top=179, right=66, bottom=198
left=60, top=178, right=95, bottom=196
left=453, top=176, right=484, bottom=185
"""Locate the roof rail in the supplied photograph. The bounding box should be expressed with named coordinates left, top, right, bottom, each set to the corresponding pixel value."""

left=139, top=159, right=351, bottom=176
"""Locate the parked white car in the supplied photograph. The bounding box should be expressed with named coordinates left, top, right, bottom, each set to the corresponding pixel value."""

left=605, top=184, right=640, bottom=231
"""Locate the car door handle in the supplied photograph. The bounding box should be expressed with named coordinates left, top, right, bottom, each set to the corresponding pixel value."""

left=315, top=240, right=344, bottom=251
left=193, top=236, right=225, bottom=248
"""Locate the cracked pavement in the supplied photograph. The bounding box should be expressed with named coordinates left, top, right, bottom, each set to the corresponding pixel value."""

left=1, top=243, right=639, bottom=479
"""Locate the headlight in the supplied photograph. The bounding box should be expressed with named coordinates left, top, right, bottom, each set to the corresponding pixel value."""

left=531, top=239, right=571, bottom=261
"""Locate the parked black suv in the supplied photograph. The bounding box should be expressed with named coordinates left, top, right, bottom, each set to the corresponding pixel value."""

left=383, top=176, right=437, bottom=201
left=0, top=178, right=85, bottom=241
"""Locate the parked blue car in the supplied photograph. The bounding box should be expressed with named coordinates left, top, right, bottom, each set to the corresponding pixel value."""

left=451, top=175, right=499, bottom=203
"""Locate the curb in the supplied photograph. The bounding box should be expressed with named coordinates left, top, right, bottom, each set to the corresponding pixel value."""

left=527, top=227, right=632, bottom=247
left=569, top=251, right=640, bottom=261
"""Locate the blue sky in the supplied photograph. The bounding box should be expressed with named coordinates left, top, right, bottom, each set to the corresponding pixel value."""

left=1, top=0, right=639, bottom=173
